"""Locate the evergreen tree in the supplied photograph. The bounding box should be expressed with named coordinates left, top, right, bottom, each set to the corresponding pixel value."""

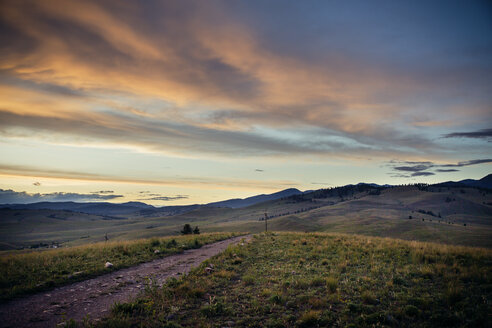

left=193, top=226, right=200, bottom=234
left=181, top=224, right=193, bottom=235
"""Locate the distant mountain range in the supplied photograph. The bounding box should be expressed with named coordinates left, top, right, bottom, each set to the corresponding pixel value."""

left=0, top=201, right=155, bottom=216
left=207, top=188, right=303, bottom=208
left=0, top=189, right=303, bottom=216
left=1, top=175, right=490, bottom=217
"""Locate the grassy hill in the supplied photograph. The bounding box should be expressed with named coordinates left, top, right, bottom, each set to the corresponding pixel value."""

left=0, top=233, right=239, bottom=301
left=100, top=232, right=492, bottom=327
left=1, top=184, right=491, bottom=250
left=204, top=185, right=492, bottom=248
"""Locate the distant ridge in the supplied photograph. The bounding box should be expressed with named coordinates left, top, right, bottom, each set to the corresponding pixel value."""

left=0, top=201, right=155, bottom=216
left=0, top=201, right=202, bottom=217
left=434, top=174, right=492, bottom=189
left=207, top=188, right=303, bottom=208
left=1, top=175, right=490, bottom=216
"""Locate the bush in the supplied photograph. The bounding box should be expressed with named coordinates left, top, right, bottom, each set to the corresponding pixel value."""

left=166, top=239, right=177, bottom=248
left=405, top=305, right=419, bottom=317
left=326, top=276, right=338, bottom=293
left=297, top=310, right=321, bottom=327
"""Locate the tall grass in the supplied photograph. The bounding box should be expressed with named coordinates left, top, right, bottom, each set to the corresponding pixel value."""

left=0, top=233, right=240, bottom=301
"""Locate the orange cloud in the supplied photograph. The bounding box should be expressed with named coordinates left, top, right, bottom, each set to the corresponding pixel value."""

left=0, top=0, right=488, bottom=163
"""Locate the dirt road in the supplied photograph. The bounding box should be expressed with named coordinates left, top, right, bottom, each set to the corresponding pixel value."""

left=0, top=235, right=250, bottom=328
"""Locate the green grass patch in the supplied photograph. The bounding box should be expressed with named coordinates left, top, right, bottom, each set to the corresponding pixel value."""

left=98, top=232, right=492, bottom=327
left=0, top=233, right=240, bottom=301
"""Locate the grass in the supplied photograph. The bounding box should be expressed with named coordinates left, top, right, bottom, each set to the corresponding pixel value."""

left=0, top=232, right=240, bottom=301
left=99, top=232, right=492, bottom=327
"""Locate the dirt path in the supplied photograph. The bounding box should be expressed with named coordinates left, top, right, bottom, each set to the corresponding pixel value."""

left=0, top=235, right=251, bottom=328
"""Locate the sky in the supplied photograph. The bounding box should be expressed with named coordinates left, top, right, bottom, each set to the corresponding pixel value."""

left=0, top=0, right=491, bottom=205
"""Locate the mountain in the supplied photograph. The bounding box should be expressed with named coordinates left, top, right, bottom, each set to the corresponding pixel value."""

left=459, top=174, right=492, bottom=189
left=207, top=188, right=303, bottom=208
left=433, top=174, right=492, bottom=190
left=1, top=175, right=489, bottom=217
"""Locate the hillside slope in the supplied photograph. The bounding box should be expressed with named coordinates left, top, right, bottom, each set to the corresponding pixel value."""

left=1, top=184, right=491, bottom=250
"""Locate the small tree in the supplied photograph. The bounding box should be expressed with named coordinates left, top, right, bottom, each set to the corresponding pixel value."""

left=181, top=224, right=193, bottom=235
left=193, top=226, right=200, bottom=234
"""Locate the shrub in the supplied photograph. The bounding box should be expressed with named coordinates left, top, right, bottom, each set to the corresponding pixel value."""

left=326, top=276, right=338, bottom=293
left=269, top=294, right=284, bottom=305
left=242, top=274, right=255, bottom=286
left=166, top=239, right=177, bottom=248
left=200, top=298, right=229, bottom=317
left=361, top=291, right=377, bottom=305
left=405, top=305, right=419, bottom=317
left=445, top=283, right=462, bottom=306
left=297, top=310, right=321, bottom=327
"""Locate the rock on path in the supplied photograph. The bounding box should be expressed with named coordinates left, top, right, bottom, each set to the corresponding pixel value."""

left=0, top=235, right=250, bottom=328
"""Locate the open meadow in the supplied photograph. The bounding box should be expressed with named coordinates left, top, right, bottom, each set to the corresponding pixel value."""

left=101, top=232, right=492, bottom=328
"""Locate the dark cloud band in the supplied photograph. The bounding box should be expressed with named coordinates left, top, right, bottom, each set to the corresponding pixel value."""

left=388, top=159, right=491, bottom=178
left=444, top=129, right=492, bottom=139
left=0, top=189, right=123, bottom=204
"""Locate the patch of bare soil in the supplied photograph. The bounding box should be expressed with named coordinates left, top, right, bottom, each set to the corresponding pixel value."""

left=0, top=235, right=250, bottom=328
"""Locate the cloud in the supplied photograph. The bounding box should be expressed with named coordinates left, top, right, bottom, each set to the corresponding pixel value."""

left=444, top=129, right=492, bottom=139
left=139, top=195, right=189, bottom=201
left=91, top=190, right=113, bottom=194
left=388, top=159, right=491, bottom=178
left=411, top=172, right=435, bottom=177
left=440, top=159, right=492, bottom=167
left=0, top=109, right=425, bottom=159
left=0, top=163, right=297, bottom=191
left=393, top=164, right=432, bottom=172
left=0, top=0, right=489, bottom=164
left=0, top=189, right=123, bottom=204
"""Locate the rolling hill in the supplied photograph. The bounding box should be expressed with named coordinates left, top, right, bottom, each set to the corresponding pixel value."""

left=1, top=176, right=491, bottom=250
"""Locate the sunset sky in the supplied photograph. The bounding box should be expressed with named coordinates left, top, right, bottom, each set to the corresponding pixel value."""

left=0, top=0, right=491, bottom=205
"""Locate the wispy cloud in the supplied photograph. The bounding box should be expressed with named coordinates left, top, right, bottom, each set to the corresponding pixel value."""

left=0, top=189, right=123, bottom=204
left=387, top=159, right=492, bottom=178
left=393, top=164, right=433, bottom=172
left=444, top=129, right=492, bottom=139
left=411, top=172, right=435, bottom=177
left=440, top=159, right=492, bottom=167
left=435, top=169, right=460, bottom=173
left=0, top=163, right=298, bottom=191
left=138, top=195, right=189, bottom=201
